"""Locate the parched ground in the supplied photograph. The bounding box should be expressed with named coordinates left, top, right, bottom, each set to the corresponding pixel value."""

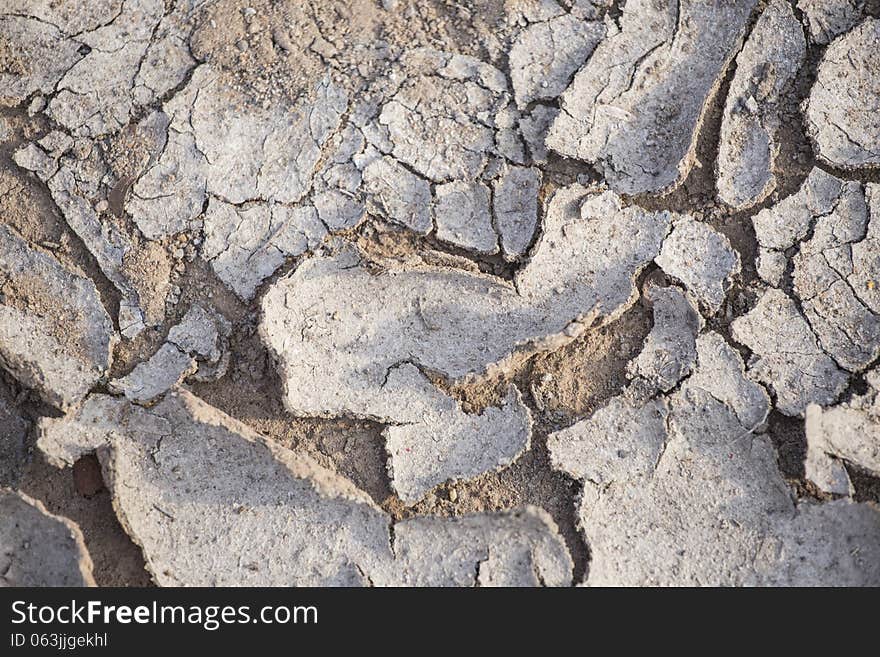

left=1, top=0, right=880, bottom=587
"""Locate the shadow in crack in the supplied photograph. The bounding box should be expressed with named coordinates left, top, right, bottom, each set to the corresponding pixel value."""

left=18, top=452, right=153, bottom=586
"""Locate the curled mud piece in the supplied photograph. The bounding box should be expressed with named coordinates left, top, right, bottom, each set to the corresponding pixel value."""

left=39, top=391, right=393, bottom=586
left=263, top=186, right=671, bottom=405
left=655, top=217, right=740, bottom=313
left=13, top=132, right=169, bottom=339
left=434, top=181, right=497, bottom=254
left=751, top=167, right=844, bottom=254
left=717, top=0, right=806, bottom=210
left=37, top=391, right=572, bottom=586
left=805, top=371, right=880, bottom=495
left=109, top=304, right=229, bottom=404
left=627, top=285, right=702, bottom=393
left=0, top=223, right=115, bottom=410
left=806, top=18, right=880, bottom=169
left=493, top=165, right=541, bottom=259
left=0, top=488, right=95, bottom=587
left=547, top=0, right=756, bottom=195
left=548, top=392, right=669, bottom=487
left=261, top=186, right=672, bottom=497
left=508, top=10, right=605, bottom=108
left=382, top=368, right=532, bottom=504
left=392, top=506, right=573, bottom=586
left=201, top=199, right=327, bottom=301
left=797, top=0, right=869, bottom=45
left=549, top=331, right=880, bottom=586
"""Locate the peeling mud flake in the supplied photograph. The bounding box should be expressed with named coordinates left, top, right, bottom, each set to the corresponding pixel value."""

left=391, top=507, right=572, bottom=586
left=547, top=392, right=669, bottom=486
left=797, top=0, right=869, bottom=46
left=362, top=156, right=433, bottom=235
left=433, top=181, right=497, bottom=254
left=13, top=138, right=160, bottom=338
left=384, top=375, right=531, bottom=504
left=795, top=252, right=880, bottom=371
left=48, top=41, right=154, bottom=138
left=166, top=303, right=227, bottom=361
left=805, top=380, right=880, bottom=495
left=806, top=19, right=880, bottom=169
left=551, top=330, right=780, bottom=585
left=572, top=424, right=790, bottom=586
left=262, top=190, right=667, bottom=398
left=547, top=0, right=756, bottom=195
left=37, top=391, right=572, bottom=586
left=717, top=0, right=806, bottom=210
left=684, top=333, right=770, bottom=431
left=312, top=124, right=369, bottom=231
left=731, top=288, right=848, bottom=416
left=12, top=143, right=58, bottom=181
left=109, top=303, right=229, bottom=404
left=261, top=185, right=670, bottom=496
left=0, top=488, right=95, bottom=587
left=0, top=224, right=115, bottom=409
left=508, top=13, right=605, bottom=108
left=201, top=198, right=327, bottom=300
left=131, top=2, right=197, bottom=104
left=261, top=187, right=671, bottom=397
left=38, top=391, right=394, bottom=587
left=627, top=285, right=702, bottom=392
left=752, top=167, right=844, bottom=252
left=655, top=217, right=740, bottom=312
left=493, top=166, right=540, bottom=259
left=109, top=343, right=196, bottom=406
left=29, top=150, right=157, bottom=339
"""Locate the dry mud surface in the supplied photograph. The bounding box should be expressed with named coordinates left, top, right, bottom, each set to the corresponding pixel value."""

left=1, top=0, right=880, bottom=587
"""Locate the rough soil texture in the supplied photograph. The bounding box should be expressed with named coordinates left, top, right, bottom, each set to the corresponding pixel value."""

left=1, top=0, right=879, bottom=587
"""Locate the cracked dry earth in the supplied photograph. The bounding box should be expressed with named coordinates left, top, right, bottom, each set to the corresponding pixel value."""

left=2, top=0, right=880, bottom=588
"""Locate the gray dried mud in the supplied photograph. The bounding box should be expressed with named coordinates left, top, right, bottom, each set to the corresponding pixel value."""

left=2, top=0, right=879, bottom=587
